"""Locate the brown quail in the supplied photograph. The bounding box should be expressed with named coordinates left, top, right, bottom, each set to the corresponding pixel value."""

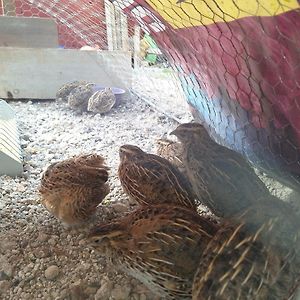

left=39, top=154, right=110, bottom=225
left=67, top=82, right=94, bottom=112
left=89, top=204, right=219, bottom=299
left=87, top=87, right=116, bottom=114
left=192, top=218, right=300, bottom=300
left=171, top=122, right=272, bottom=218
left=118, top=144, right=200, bottom=210
left=56, top=80, right=89, bottom=102
left=155, top=138, right=186, bottom=176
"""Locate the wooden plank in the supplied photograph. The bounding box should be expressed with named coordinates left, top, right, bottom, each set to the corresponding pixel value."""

left=120, top=12, right=129, bottom=51
left=105, top=1, right=115, bottom=51
left=134, top=25, right=141, bottom=69
left=0, top=47, right=131, bottom=99
left=0, top=16, right=58, bottom=48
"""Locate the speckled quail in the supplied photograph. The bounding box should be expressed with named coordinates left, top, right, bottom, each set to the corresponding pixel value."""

left=39, top=154, right=110, bottom=225
left=89, top=204, right=219, bottom=299
left=56, top=80, right=89, bottom=102
left=67, top=83, right=94, bottom=112
left=171, top=122, right=272, bottom=218
left=118, top=144, right=201, bottom=210
left=87, top=88, right=116, bottom=114
left=192, top=217, right=300, bottom=300
left=155, top=138, right=186, bottom=176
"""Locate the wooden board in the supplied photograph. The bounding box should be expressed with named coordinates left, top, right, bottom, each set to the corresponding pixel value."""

left=0, top=16, right=58, bottom=48
left=0, top=47, right=132, bottom=99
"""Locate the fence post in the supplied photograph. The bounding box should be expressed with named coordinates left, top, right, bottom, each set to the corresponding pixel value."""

left=134, top=25, right=141, bottom=69
left=2, top=0, right=16, bottom=16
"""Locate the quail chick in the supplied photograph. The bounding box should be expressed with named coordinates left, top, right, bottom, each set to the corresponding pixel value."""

left=118, top=144, right=200, bottom=210
left=87, top=88, right=116, bottom=114
left=89, top=204, right=219, bottom=299
left=192, top=218, right=299, bottom=300
left=171, top=123, right=272, bottom=217
left=156, top=138, right=186, bottom=176
left=39, top=154, right=110, bottom=225
left=67, top=83, right=94, bottom=112
left=56, top=80, right=88, bottom=102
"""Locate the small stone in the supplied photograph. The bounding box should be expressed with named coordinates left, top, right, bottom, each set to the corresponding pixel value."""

left=94, top=281, right=113, bottom=300
left=0, top=256, right=13, bottom=278
left=37, top=233, right=49, bottom=243
left=0, top=280, right=10, bottom=295
left=139, top=294, right=147, bottom=300
left=130, top=293, right=139, bottom=300
left=69, top=280, right=86, bottom=300
left=0, top=271, right=9, bottom=281
left=85, top=286, right=98, bottom=295
left=22, top=134, right=30, bottom=141
left=111, top=284, right=131, bottom=300
left=16, top=184, right=26, bottom=192
left=44, top=265, right=60, bottom=280
left=112, top=203, right=129, bottom=214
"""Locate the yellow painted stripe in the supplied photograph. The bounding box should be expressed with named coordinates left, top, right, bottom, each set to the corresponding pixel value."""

left=145, top=0, right=299, bottom=28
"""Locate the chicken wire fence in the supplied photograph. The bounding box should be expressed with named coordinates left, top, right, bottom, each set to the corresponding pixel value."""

left=1, top=0, right=300, bottom=192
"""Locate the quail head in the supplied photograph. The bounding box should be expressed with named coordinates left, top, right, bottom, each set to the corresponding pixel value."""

left=118, top=144, right=200, bottom=210
left=155, top=138, right=186, bottom=176
left=171, top=123, right=272, bottom=218
left=67, top=82, right=94, bottom=112
left=39, top=154, right=110, bottom=225
left=192, top=218, right=299, bottom=300
left=89, top=204, right=219, bottom=299
left=87, top=87, right=116, bottom=114
left=56, top=80, right=88, bottom=102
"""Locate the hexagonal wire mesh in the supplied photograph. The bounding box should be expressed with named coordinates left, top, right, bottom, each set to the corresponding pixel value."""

left=118, top=0, right=300, bottom=194
left=2, top=0, right=298, bottom=191
left=0, top=0, right=138, bottom=49
left=0, top=1, right=299, bottom=190
left=1, top=0, right=300, bottom=297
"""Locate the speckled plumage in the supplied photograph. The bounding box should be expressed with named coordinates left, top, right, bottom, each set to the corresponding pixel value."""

left=155, top=138, right=186, bottom=176
left=192, top=219, right=297, bottom=300
left=39, top=154, right=110, bottom=225
left=118, top=144, right=199, bottom=210
left=67, top=83, right=94, bottom=112
left=171, top=123, right=272, bottom=218
left=87, top=88, right=116, bottom=114
left=89, top=205, right=219, bottom=299
left=56, top=80, right=89, bottom=102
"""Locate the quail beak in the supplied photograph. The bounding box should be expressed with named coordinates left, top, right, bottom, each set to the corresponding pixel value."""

left=169, top=129, right=178, bottom=136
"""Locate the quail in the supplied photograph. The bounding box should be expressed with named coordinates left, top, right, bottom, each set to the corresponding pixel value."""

left=56, top=80, right=89, bottom=102
left=89, top=204, right=219, bottom=299
left=67, top=82, right=94, bottom=112
left=118, top=144, right=201, bottom=210
left=39, top=154, right=110, bottom=225
left=87, top=87, right=116, bottom=114
left=171, top=122, right=272, bottom=217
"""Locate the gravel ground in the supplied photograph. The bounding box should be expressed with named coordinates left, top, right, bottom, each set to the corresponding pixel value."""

left=1, top=66, right=299, bottom=299
left=0, top=80, right=192, bottom=300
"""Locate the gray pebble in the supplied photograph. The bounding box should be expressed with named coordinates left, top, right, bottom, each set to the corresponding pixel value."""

left=45, top=265, right=60, bottom=280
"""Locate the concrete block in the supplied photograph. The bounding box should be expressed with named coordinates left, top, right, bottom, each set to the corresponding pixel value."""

left=0, top=16, right=58, bottom=48
left=0, top=100, right=23, bottom=177
left=0, top=48, right=132, bottom=99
